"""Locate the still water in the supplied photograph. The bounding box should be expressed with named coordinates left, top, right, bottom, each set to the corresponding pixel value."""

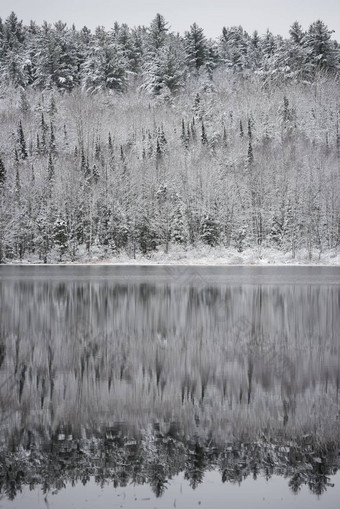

left=0, top=266, right=339, bottom=508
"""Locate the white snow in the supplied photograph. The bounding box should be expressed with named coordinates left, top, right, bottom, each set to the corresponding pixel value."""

left=7, top=244, right=340, bottom=266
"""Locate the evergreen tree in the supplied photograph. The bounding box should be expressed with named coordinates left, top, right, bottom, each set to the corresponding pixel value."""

left=247, top=140, right=254, bottom=164
left=185, top=23, right=208, bottom=71
left=304, top=20, right=337, bottom=73
left=200, top=214, right=220, bottom=246
left=83, top=40, right=128, bottom=92
left=143, top=45, right=184, bottom=96
left=262, top=29, right=276, bottom=57
left=128, top=26, right=145, bottom=75
left=18, top=120, right=28, bottom=159
left=147, top=13, right=169, bottom=54
left=3, top=12, right=25, bottom=51
left=219, top=25, right=250, bottom=71
left=171, top=205, right=187, bottom=244
left=137, top=215, right=158, bottom=254
left=0, top=155, right=6, bottom=187
left=48, top=94, right=57, bottom=116
left=50, top=121, right=56, bottom=152
left=33, top=21, right=81, bottom=89
left=201, top=121, right=208, bottom=144
left=15, top=160, right=20, bottom=199
left=234, top=223, right=248, bottom=252
left=247, top=118, right=252, bottom=139
left=108, top=132, right=113, bottom=152
left=239, top=120, right=244, bottom=138
left=289, top=21, right=305, bottom=44
left=53, top=217, right=68, bottom=261
left=19, top=90, right=30, bottom=115
left=41, top=113, right=48, bottom=154
left=181, top=118, right=189, bottom=147
left=48, top=153, right=55, bottom=182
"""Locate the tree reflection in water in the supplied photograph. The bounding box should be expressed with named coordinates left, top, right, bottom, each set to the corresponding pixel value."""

left=0, top=267, right=339, bottom=500
left=0, top=423, right=339, bottom=500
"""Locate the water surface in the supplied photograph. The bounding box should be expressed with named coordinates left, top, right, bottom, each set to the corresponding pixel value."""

left=0, top=266, right=339, bottom=507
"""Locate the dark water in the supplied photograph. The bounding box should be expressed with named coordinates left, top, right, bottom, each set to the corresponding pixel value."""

left=0, top=265, right=340, bottom=508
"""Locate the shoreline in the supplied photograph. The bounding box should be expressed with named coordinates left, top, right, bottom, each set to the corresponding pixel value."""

left=1, top=246, right=339, bottom=267
left=1, top=261, right=340, bottom=267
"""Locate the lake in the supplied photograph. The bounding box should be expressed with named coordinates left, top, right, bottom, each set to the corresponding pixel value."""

left=0, top=265, right=340, bottom=508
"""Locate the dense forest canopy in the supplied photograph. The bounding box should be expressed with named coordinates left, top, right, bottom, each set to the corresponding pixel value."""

left=0, top=12, right=339, bottom=90
left=0, top=12, right=339, bottom=262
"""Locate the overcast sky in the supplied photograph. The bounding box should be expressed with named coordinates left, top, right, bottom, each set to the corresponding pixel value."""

left=2, top=0, right=340, bottom=40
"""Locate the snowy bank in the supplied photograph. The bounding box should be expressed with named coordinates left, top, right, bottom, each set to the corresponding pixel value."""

left=4, top=244, right=340, bottom=266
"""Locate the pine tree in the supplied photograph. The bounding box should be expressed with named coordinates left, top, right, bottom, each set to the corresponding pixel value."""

left=18, top=120, right=28, bottom=159
left=206, top=40, right=220, bottom=76
left=120, top=145, right=125, bottom=161
left=289, top=21, right=305, bottom=44
left=53, top=217, right=68, bottom=261
left=0, top=156, right=6, bottom=186
left=83, top=38, right=128, bottom=92
left=33, top=21, right=82, bottom=90
left=219, top=25, right=250, bottom=72
left=305, top=20, right=336, bottom=73
left=147, top=13, right=169, bottom=54
left=80, top=148, right=88, bottom=174
left=156, top=138, right=162, bottom=160
left=30, top=164, right=35, bottom=184
left=270, top=214, right=283, bottom=246
left=108, top=132, right=113, bottom=152
left=49, top=94, right=57, bottom=116
left=171, top=207, right=187, bottom=244
left=191, top=118, right=197, bottom=140
left=50, top=121, right=56, bottom=152
left=239, top=120, right=244, bottom=138
left=48, top=153, right=55, bottom=181
left=200, top=214, right=220, bottom=246
left=142, top=45, right=184, bottom=96
left=41, top=113, right=48, bottom=154
left=201, top=121, right=208, bottom=145
left=95, top=139, right=101, bottom=161
left=185, top=23, right=208, bottom=71
left=3, top=12, right=25, bottom=50
left=137, top=215, right=158, bottom=254
left=15, top=161, right=20, bottom=199
left=247, top=118, right=252, bottom=139
left=36, top=133, right=41, bottom=155
left=181, top=118, right=189, bottom=147
left=19, top=90, right=30, bottom=115
left=282, top=96, right=290, bottom=123
left=234, top=223, right=247, bottom=252
left=247, top=140, right=254, bottom=164
left=158, top=126, right=167, bottom=151
left=223, top=125, right=227, bottom=145
left=92, top=164, right=100, bottom=182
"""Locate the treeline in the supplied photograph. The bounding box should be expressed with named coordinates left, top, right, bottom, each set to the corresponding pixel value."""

left=1, top=12, right=340, bottom=92
left=0, top=14, right=339, bottom=262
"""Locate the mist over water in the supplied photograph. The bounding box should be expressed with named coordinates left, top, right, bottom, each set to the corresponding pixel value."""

left=0, top=266, right=340, bottom=504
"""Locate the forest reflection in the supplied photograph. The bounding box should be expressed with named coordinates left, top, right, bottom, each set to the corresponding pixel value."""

left=1, top=422, right=339, bottom=500
left=0, top=268, right=339, bottom=499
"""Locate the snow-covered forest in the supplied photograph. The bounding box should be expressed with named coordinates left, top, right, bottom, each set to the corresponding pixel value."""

left=0, top=12, right=340, bottom=262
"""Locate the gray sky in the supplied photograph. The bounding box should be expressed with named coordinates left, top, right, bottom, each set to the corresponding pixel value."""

left=1, top=0, right=340, bottom=40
